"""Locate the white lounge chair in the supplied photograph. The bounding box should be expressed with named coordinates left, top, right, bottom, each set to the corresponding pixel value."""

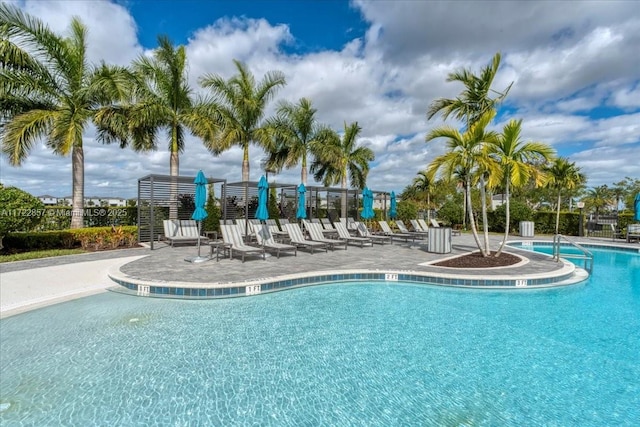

left=252, top=223, right=297, bottom=258
left=334, top=222, right=372, bottom=247
left=355, top=222, right=392, bottom=245
left=428, top=218, right=461, bottom=235
left=162, top=219, right=207, bottom=247
left=284, top=223, right=328, bottom=253
left=396, top=220, right=426, bottom=238
left=220, top=224, right=265, bottom=262
left=377, top=220, right=417, bottom=242
left=303, top=221, right=348, bottom=250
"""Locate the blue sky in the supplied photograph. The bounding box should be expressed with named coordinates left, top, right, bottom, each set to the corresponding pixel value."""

left=1, top=0, right=639, bottom=199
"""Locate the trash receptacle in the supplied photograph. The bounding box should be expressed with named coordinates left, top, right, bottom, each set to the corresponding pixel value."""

left=519, top=221, right=535, bottom=237
left=428, top=227, right=452, bottom=254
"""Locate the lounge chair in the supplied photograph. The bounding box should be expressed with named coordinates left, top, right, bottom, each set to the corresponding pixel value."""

left=428, top=218, right=461, bottom=235
left=377, top=220, right=417, bottom=242
left=235, top=219, right=252, bottom=240
left=334, top=222, right=372, bottom=247
left=396, top=220, right=427, bottom=238
left=252, top=223, right=297, bottom=258
left=266, top=219, right=288, bottom=241
left=410, top=219, right=428, bottom=233
left=355, top=222, right=392, bottom=245
left=303, top=220, right=348, bottom=250
left=284, top=223, right=329, bottom=253
left=318, top=218, right=339, bottom=237
left=162, top=219, right=207, bottom=247
left=627, top=224, right=640, bottom=243
left=220, top=224, right=265, bottom=262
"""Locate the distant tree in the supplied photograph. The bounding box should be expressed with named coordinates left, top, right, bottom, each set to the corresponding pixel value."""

left=199, top=60, right=286, bottom=182
left=266, top=98, right=334, bottom=185
left=202, top=183, right=221, bottom=235
left=311, top=122, right=375, bottom=216
left=583, top=185, right=613, bottom=221
left=545, top=158, right=586, bottom=234
left=0, top=184, right=44, bottom=248
left=267, top=187, right=280, bottom=219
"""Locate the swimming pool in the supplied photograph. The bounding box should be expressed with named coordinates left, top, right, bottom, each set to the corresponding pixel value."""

left=1, top=246, right=638, bottom=426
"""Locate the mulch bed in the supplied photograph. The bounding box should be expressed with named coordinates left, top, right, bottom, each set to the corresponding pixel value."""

left=433, top=251, right=521, bottom=268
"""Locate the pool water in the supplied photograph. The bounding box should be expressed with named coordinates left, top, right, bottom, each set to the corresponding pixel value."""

left=1, top=248, right=639, bottom=426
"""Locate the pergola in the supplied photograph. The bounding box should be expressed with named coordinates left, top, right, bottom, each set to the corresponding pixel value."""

left=137, top=174, right=226, bottom=249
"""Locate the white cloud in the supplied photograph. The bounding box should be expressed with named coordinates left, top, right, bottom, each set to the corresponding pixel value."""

left=1, top=0, right=638, bottom=200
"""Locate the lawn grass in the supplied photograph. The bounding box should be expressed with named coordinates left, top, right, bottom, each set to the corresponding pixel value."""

left=0, top=248, right=86, bottom=263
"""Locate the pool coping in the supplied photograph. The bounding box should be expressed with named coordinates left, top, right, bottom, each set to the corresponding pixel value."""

left=107, top=244, right=584, bottom=298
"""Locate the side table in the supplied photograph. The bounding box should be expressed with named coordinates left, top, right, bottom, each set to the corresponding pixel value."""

left=209, top=240, right=232, bottom=261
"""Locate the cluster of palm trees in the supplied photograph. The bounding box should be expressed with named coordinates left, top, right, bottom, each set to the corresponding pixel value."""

left=0, top=5, right=374, bottom=228
left=421, top=52, right=584, bottom=258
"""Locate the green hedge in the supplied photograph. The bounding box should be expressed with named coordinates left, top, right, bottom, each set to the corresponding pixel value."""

left=3, top=226, right=138, bottom=253
left=37, top=207, right=138, bottom=231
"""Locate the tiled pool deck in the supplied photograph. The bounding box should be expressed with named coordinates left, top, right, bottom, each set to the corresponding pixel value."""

left=2, top=233, right=637, bottom=317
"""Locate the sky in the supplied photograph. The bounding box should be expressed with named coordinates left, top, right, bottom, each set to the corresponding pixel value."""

left=1, top=0, right=639, bottom=199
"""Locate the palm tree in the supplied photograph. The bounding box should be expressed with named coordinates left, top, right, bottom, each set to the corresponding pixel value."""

left=311, top=122, right=375, bottom=217
left=545, top=158, right=585, bottom=234
left=426, top=111, right=499, bottom=256
left=488, top=119, right=554, bottom=255
left=0, top=5, right=129, bottom=228
left=94, top=35, right=215, bottom=219
left=426, top=53, right=511, bottom=253
left=584, top=185, right=613, bottom=222
left=427, top=52, right=512, bottom=128
left=199, top=60, right=286, bottom=182
left=412, top=171, right=433, bottom=221
left=266, top=97, right=333, bottom=185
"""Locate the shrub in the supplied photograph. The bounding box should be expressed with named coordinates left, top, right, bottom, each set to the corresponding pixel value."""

left=491, top=200, right=534, bottom=233
left=2, top=226, right=138, bottom=253
left=397, top=200, right=418, bottom=222
left=0, top=185, right=45, bottom=236
left=436, top=200, right=464, bottom=226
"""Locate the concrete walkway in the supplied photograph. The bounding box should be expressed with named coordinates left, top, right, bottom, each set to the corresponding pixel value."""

left=0, top=253, right=146, bottom=318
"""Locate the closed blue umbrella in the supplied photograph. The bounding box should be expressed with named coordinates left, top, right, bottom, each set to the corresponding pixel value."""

left=187, top=170, right=208, bottom=263
left=255, top=175, right=269, bottom=221
left=389, top=191, right=397, bottom=219
left=634, top=193, right=640, bottom=221
left=296, top=183, right=307, bottom=219
left=361, top=187, right=374, bottom=219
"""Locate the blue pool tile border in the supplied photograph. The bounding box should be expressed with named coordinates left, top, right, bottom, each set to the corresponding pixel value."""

left=108, top=260, right=585, bottom=300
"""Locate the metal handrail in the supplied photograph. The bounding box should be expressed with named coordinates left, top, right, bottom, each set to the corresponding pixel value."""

left=552, top=234, right=593, bottom=274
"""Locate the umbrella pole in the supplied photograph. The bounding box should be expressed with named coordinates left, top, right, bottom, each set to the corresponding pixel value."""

left=197, top=220, right=201, bottom=257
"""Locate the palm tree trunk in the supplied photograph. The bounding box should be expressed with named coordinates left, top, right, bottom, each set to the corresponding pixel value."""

left=301, top=155, right=307, bottom=185
left=466, top=179, right=484, bottom=254
left=169, top=150, right=179, bottom=220
left=496, top=179, right=510, bottom=256
left=479, top=175, right=490, bottom=255
left=341, top=174, right=348, bottom=219
left=426, top=193, right=430, bottom=221
left=70, top=146, right=84, bottom=229
left=242, top=144, right=250, bottom=182
left=555, top=191, right=562, bottom=234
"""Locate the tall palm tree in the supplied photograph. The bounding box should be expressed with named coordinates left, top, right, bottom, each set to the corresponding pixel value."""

left=427, top=52, right=512, bottom=128
left=266, top=97, right=333, bottom=185
left=94, top=35, right=215, bottom=219
left=0, top=5, right=129, bottom=228
left=199, top=59, right=286, bottom=182
left=412, top=171, right=433, bottom=221
left=545, top=158, right=585, bottom=234
left=488, top=119, right=555, bottom=255
left=311, top=122, right=375, bottom=217
left=426, top=111, right=499, bottom=256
